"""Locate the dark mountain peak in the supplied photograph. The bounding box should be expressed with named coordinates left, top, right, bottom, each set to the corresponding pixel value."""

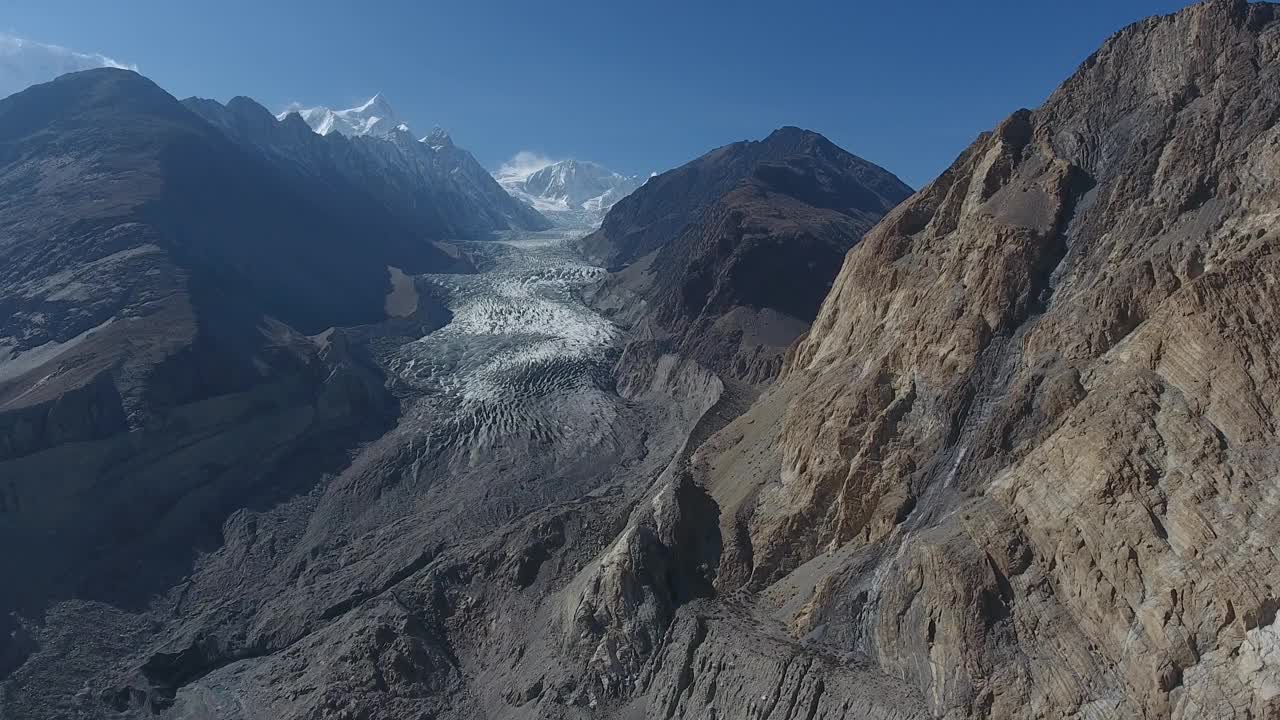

left=195, top=96, right=283, bottom=136
left=585, top=126, right=911, bottom=382
left=582, top=127, right=910, bottom=268
left=424, top=125, right=453, bottom=147
left=225, top=95, right=274, bottom=120
left=278, top=109, right=314, bottom=135
left=184, top=97, right=324, bottom=148
left=0, top=67, right=188, bottom=144
left=32, top=67, right=175, bottom=115
left=760, top=124, right=824, bottom=146
left=751, top=126, right=842, bottom=162
left=748, top=154, right=883, bottom=217
left=39, top=65, right=156, bottom=97
left=765, top=124, right=811, bottom=136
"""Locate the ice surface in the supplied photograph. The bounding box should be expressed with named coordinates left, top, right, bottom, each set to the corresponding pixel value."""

left=388, top=230, right=621, bottom=454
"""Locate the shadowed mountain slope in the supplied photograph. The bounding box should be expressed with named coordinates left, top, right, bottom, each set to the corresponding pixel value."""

left=0, top=68, right=458, bottom=637
left=186, top=95, right=551, bottom=240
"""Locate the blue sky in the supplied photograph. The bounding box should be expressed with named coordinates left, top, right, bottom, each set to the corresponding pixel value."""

left=5, top=0, right=1194, bottom=186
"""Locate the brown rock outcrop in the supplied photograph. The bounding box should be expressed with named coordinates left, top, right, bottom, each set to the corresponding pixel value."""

left=685, top=1, right=1280, bottom=717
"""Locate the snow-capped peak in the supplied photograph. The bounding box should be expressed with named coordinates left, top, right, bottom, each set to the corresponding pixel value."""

left=494, top=153, right=645, bottom=228
left=353, top=92, right=391, bottom=114
left=278, top=93, right=409, bottom=138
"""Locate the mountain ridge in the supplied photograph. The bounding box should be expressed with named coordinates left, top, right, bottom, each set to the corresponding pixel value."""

left=188, top=93, right=551, bottom=238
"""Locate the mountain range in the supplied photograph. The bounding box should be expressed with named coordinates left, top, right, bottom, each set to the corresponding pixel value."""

left=578, top=4, right=1280, bottom=719
left=282, top=95, right=644, bottom=230
left=258, top=94, right=551, bottom=237
left=4, top=2, right=1280, bottom=719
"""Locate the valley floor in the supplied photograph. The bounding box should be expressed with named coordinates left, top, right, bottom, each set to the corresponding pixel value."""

left=1, top=227, right=742, bottom=719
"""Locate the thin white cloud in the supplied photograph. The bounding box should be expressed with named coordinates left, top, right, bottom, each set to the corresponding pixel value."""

left=495, top=150, right=557, bottom=182
left=0, top=33, right=135, bottom=100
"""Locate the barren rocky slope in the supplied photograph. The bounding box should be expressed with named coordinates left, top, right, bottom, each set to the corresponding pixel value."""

left=584, top=1, right=1280, bottom=718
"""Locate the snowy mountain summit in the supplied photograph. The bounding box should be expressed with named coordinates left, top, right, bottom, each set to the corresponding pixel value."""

left=496, top=155, right=644, bottom=228
left=279, top=93, right=409, bottom=138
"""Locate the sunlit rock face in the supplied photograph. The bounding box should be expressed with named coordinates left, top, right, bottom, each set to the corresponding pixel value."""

left=678, top=2, right=1280, bottom=717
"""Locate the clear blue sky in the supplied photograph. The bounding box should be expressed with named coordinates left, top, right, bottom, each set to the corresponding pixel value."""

left=6, top=0, right=1195, bottom=186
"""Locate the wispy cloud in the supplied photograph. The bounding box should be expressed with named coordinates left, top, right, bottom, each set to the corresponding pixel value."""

left=0, top=33, right=135, bottom=100
left=495, top=150, right=557, bottom=181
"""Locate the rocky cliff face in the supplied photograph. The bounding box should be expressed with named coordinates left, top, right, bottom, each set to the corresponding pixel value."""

left=624, top=1, right=1280, bottom=717
left=590, top=128, right=911, bottom=384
